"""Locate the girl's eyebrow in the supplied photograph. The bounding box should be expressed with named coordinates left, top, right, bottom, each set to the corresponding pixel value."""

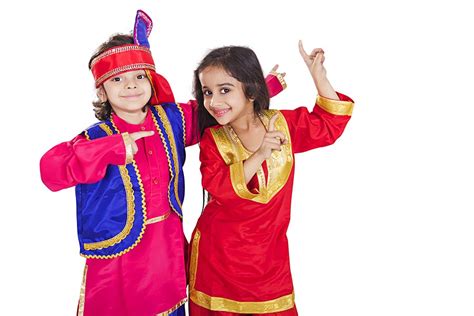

left=202, top=83, right=235, bottom=89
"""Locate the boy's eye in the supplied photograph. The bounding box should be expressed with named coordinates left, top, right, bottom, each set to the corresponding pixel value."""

left=137, top=74, right=146, bottom=79
left=203, top=90, right=212, bottom=96
left=111, top=77, right=122, bottom=82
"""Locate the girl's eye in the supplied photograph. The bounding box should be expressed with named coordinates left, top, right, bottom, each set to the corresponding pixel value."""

left=220, top=88, right=230, bottom=94
left=111, top=77, right=122, bottom=82
left=137, top=74, right=146, bottom=79
left=203, top=90, right=212, bottom=96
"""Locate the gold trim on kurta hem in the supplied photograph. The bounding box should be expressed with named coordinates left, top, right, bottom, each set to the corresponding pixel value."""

left=210, top=110, right=293, bottom=204
left=77, top=264, right=88, bottom=316
left=155, top=298, right=187, bottom=316
left=316, top=95, right=354, bottom=116
left=190, top=290, right=295, bottom=314
left=189, top=229, right=293, bottom=313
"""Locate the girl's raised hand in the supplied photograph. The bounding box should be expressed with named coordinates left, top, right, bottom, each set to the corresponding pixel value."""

left=256, top=115, right=287, bottom=160
left=298, top=40, right=339, bottom=100
left=298, top=40, right=326, bottom=82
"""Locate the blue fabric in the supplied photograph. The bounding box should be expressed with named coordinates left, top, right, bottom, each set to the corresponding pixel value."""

left=134, top=10, right=152, bottom=48
left=75, top=104, right=186, bottom=257
left=169, top=305, right=186, bottom=316
left=149, top=104, right=186, bottom=218
left=76, top=122, right=145, bottom=257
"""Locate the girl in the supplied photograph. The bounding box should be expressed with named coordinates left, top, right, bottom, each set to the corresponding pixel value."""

left=188, top=43, right=354, bottom=316
left=39, top=11, right=285, bottom=316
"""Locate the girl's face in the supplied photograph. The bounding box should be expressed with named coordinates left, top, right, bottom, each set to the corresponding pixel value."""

left=199, top=66, right=254, bottom=126
left=98, top=70, right=152, bottom=116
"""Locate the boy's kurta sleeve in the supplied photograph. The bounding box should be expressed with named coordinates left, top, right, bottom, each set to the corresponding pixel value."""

left=40, top=134, right=127, bottom=192
left=281, top=92, right=354, bottom=154
left=199, top=129, right=248, bottom=204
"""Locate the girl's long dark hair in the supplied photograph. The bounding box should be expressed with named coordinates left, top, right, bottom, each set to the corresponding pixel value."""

left=193, top=46, right=270, bottom=135
left=89, top=34, right=134, bottom=121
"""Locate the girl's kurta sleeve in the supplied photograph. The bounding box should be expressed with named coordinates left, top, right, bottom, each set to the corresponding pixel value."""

left=281, top=92, right=354, bottom=154
left=199, top=129, right=247, bottom=204
left=40, top=134, right=127, bottom=192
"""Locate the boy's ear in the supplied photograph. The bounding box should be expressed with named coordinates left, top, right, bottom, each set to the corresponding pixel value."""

left=97, top=86, right=107, bottom=103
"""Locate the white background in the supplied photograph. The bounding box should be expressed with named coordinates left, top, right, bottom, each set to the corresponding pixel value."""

left=1, top=0, right=473, bottom=315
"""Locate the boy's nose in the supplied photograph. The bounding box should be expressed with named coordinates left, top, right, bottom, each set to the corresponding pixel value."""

left=125, top=79, right=137, bottom=89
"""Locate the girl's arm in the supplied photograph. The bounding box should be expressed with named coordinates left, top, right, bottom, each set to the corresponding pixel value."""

left=280, top=42, right=354, bottom=153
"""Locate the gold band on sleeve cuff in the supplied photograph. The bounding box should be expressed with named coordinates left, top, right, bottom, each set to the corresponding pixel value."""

left=122, top=132, right=134, bottom=164
left=316, top=95, right=354, bottom=116
left=270, top=71, right=287, bottom=90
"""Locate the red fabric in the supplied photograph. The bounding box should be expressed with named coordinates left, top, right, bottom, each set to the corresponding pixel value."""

left=91, top=45, right=155, bottom=86
left=265, top=74, right=284, bottom=98
left=192, top=93, right=353, bottom=307
left=90, top=44, right=175, bottom=103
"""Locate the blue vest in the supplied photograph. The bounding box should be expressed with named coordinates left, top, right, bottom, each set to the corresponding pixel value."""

left=76, top=104, right=186, bottom=259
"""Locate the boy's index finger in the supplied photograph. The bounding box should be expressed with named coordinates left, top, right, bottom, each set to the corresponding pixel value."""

left=131, top=131, right=155, bottom=141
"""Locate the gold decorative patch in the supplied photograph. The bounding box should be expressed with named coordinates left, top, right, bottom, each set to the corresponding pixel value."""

left=210, top=110, right=293, bottom=204
left=316, top=95, right=354, bottom=116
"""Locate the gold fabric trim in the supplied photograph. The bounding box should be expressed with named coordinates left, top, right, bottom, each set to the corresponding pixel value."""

left=90, top=45, right=152, bottom=68
left=175, top=103, right=187, bottom=145
left=191, top=290, right=295, bottom=314
left=189, top=229, right=294, bottom=313
left=155, top=298, right=187, bottom=316
left=81, top=121, right=148, bottom=259
left=151, top=106, right=183, bottom=218
left=316, top=95, right=354, bottom=116
left=210, top=110, right=293, bottom=204
left=122, top=132, right=134, bottom=164
left=77, top=264, right=87, bottom=316
left=189, top=230, right=201, bottom=289
left=145, top=212, right=171, bottom=225
left=96, top=63, right=156, bottom=86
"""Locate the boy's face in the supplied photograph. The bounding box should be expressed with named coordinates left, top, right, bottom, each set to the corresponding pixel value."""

left=199, top=66, right=254, bottom=126
left=98, top=70, right=152, bottom=116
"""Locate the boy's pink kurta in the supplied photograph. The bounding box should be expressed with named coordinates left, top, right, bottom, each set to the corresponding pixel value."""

left=40, top=102, right=198, bottom=316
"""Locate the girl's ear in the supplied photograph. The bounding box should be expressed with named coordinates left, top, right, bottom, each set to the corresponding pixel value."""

left=97, top=86, right=107, bottom=103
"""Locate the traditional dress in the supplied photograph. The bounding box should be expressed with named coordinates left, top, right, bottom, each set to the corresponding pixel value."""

left=189, top=93, right=354, bottom=316
left=41, top=101, right=198, bottom=315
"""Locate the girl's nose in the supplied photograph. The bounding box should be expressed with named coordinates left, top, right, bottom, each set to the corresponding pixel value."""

left=210, top=95, right=222, bottom=107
